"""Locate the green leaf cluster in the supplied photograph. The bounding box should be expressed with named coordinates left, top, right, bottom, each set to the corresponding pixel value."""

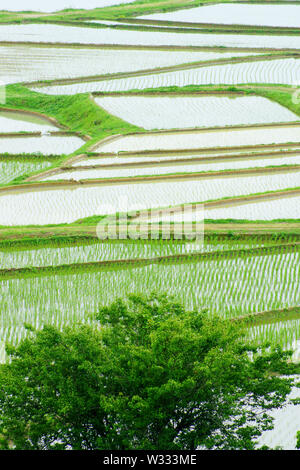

left=0, top=294, right=295, bottom=450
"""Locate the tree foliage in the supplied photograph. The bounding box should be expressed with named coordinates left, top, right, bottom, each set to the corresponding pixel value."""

left=0, top=294, right=296, bottom=450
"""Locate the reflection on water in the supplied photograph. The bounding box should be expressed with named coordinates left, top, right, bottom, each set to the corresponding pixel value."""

left=0, top=110, right=55, bottom=132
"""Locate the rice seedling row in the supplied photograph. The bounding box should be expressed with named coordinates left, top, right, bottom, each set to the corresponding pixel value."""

left=140, top=4, right=300, bottom=29
left=96, top=126, right=300, bottom=153
left=40, top=154, right=300, bottom=181
left=1, top=249, right=300, bottom=349
left=205, top=193, right=300, bottom=221
left=0, top=135, right=85, bottom=155
left=0, top=156, right=55, bottom=185
left=1, top=1, right=300, bottom=450
left=40, top=58, right=300, bottom=94
left=0, top=236, right=284, bottom=271
left=1, top=24, right=300, bottom=50
left=250, top=319, right=300, bottom=361
left=2, top=170, right=300, bottom=225
left=73, top=146, right=300, bottom=167
left=93, top=95, right=299, bottom=130
left=1, top=45, right=257, bottom=85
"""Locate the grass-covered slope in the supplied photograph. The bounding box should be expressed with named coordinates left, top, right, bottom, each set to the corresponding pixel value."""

left=5, top=85, right=141, bottom=143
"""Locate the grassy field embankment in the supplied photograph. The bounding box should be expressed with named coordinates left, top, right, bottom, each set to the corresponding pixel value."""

left=0, top=85, right=141, bottom=181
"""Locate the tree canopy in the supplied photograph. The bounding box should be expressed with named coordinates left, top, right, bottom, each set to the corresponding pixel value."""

left=0, top=293, right=296, bottom=450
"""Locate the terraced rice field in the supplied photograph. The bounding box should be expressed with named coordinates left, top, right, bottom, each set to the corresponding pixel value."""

left=73, top=146, right=300, bottom=166
left=147, top=193, right=300, bottom=222
left=1, top=0, right=135, bottom=11
left=94, top=95, right=299, bottom=130
left=1, top=46, right=256, bottom=85
left=1, top=24, right=300, bottom=49
left=0, top=156, right=55, bottom=185
left=0, top=110, right=56, bottom=132
left=205, top=194, right=300, bottom=221
left=1, top=238, right=266, bottom=270
left=1, top=1, right=300, bottom=450
left=41, top=153, right=300, bottom=181
left=48, top=58, right=300, bottom=93
left=0, top=135, right=84, bottom=155
left=1, top=239, right=300, bottom=451
left=1, top=248, right=300, bottom=337
left=140, top=4, right=300, bottom=28
left=3, top=171, right=300, bottom=225
left=95, top=125, right=300, bottom=153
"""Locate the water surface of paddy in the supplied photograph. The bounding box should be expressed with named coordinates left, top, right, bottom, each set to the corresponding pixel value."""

left=50, top=58, right=300, bottom=94
left=42, top=153, right=300, bottom=181
left=0, top=135, right=84, bottom=155
left=1, top=0, right=134, bottom=12
left=96, top=126, right=300, bottom=153
left=1, top=170, right=300, bottom=225
left=95, top=95, right=299, bottom=130
left=1, top=24, right=300, bottom=49
left=1, top=45, right=256, bottom=85
left=140, top=4, right=300, bottom=28
left=0, top=110, right=56, bottom=132
left=205, top=194, right=300, bottom=221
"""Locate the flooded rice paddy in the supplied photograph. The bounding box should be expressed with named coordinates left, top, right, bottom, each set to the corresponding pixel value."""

left=140, top=4, right=300, bottom=28
left=45, top=58, right=300, bottom=94
left=1, top=170, right=300, bottom=225
left=95, top=126, right=300, bottom=153
left=94, top=95, right=299, bottom=130
left=0, top=45, right=257, bottom=85
left=1, top=24, right=300, bottom=49
left=0, top=134, right=84, bottom=155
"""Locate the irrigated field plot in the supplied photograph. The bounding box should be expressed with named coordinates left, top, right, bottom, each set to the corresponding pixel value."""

left=205, top=193, right=300, bottom=221
left=52, top=58, right=300, bottom=93
left=0, top=155, right=56, bottom=185
left=95, top=125, right=300, bottom=153
left=1, top=1, right=300, bottom=450
left=73, top=146, right=300, bottom=166
left=2, top=170, right=300, bottom=225
left=140, top=4, right=300, bottom=28
left=1, top=247, right=300, bottom=347
left=1, top=24, right=300, bottom=49
left=42, top=153, right=300, bottom=181
left=1, top=238, right=266, bottom=270
left=0, top=135, right=84, bottom=155
left=1, top=0, right=135, bottom=12
left=0, top=110, right=56, bottom=132
left=94, top=95, right=299, bottom=130
left=1, top=46, right=255, bottom=85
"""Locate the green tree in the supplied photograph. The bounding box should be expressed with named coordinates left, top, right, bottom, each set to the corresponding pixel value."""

left=0, top=294, right=296, bottom=450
